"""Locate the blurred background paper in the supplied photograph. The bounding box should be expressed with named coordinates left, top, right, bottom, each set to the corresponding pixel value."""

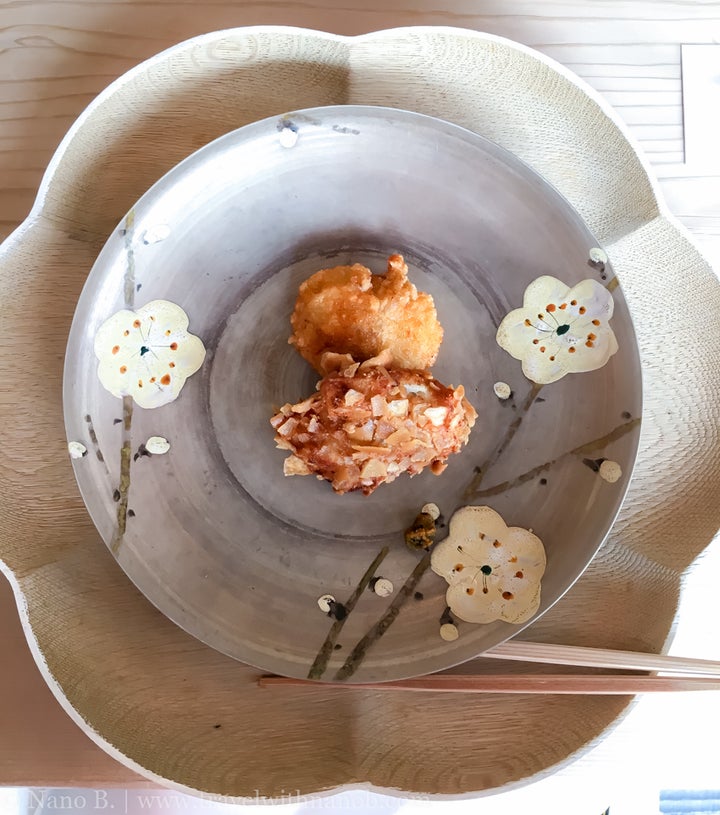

left=682, top=45, right=720, bottom=172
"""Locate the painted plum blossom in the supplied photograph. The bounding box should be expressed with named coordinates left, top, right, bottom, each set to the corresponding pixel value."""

left=431, top=506, right=546, bottom=624
left=496, top=276, right=618, bottom=384
left=94, top=300, right=205, bottom=409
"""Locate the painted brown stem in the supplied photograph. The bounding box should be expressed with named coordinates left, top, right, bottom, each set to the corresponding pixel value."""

left=473, top=417, right=641, bottom=498
left=111, top=213, right=137, bottom=556
left=113, top=397, right=135, bottom=544
left=334, top=552, right=433, bottom=681
left=308, top=545, right=390, bottom=680
left=123, top=209, right=136, bottom=307
left=464, top=382, right=544, bottom=498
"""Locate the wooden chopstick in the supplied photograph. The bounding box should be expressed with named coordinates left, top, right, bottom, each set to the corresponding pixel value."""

left=258, top=674, right=720, bottom=694
left=258, top=642, right=720, bottom=693
left=258, top=642, right=720, bottom=694
left=482, top=641, right=720, bottom=676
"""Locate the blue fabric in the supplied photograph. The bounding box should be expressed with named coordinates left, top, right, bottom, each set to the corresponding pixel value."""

left=660, top=790, right=720, bottom=814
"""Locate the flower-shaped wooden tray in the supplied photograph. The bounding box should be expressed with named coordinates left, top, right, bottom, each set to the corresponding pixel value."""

left=1, top=26, right=719, bottom=799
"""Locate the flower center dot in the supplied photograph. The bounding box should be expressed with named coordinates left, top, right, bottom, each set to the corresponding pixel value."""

left=556, top=324, right=570, bottom=336
left=140, top=346, right=150, bottom=356
left=480, top=565, right=492, bottom=575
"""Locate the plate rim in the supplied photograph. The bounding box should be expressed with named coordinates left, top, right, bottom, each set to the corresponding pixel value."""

left=61, top=101, right=645, bottom=684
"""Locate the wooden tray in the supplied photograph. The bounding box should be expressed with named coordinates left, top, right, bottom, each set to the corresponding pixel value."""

left=1, top=26, right=719, bottom=799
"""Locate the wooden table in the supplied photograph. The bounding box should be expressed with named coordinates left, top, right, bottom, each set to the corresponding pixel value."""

left=2, top=0, right=719, bottom=806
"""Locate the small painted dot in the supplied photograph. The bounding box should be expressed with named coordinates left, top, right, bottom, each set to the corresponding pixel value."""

left=524, top=318, right=532, bottom=327
left=533, top=339, right=539, bottom=345
left=568, top=347, right=576, bottom=354
left=571, top=300, right=577, bottom=306
left=515, top=571, right=524, bottom=579
left=537, top=313, right=544, bottom=320
left=170, top=342, right=178, bottom=351
left=119, top=366, right=127, bottom=374
left=454, top=563, right=464, bottom=572
left=169, top=362, right=175, bottom=368
left=493, top=540, right=501, bottom=548
left=68, top=441, right=87, bottom=459
left=372, top=578, right=394, bottom=597
left=112, top=345, right=120, bottom=355
left=279, top=126, right=299, bottom=148
left=421, top=502, right=440, bottom=520
left=559, top=303, right=567, bottom=310
left=502, top=591, right=514, bottom=600
left=599, top=460, right=623, bottom=483
left=145, top=436, right=170, bottom=455
left=160, top=374, right=171, bottom=386
left=546, top=304, right=556, bottom=312
left=586, top=340, right=594, bottom=348
left=539, top=346, right=546, bottom=353
left=579, top=306, right=587, bottom=315
left=480, top=565, right=492, bottom=575
left=493, top=381, right=512, bottom=400
left=317, top=594, right=335, bottom=613
left=150, top=315, right=155, bottom=321
left=150, top=377, right=156, bottom=383
left=440, top=623, right=459, bottom=642
left=509, top=556, right=518, bottom=563
left=138, top=380, right=143, bottom=388
left=587, top=333, right=597, bottom=341
left=124, top=330, right=130, bottom=336
left=466, top=587, right=475, bottom=596
left=133, top=319, right=141, bottom=328
left=592, top=319, right=601, bottom=326
left=549, top=355, right=555, bottom=361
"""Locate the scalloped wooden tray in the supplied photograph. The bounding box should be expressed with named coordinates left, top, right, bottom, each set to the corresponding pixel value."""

left=1, top=26, right=719, bottom=799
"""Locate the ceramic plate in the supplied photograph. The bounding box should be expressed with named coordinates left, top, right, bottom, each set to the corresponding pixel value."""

left=63, top=105, right=641, bottom=682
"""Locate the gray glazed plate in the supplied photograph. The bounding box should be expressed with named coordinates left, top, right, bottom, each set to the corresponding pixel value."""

left=63, top=105, right=642, bottom=683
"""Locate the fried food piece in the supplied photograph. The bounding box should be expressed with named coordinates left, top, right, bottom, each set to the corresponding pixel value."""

left=289, top=254, right=443, bottom=374
left=270, top=364, right=476, bottom=495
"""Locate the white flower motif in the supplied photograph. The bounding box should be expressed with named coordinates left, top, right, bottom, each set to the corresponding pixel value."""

left=496, top=276, right=618, bottom=384
left=94, top=300, right=206, bottom=409
left=430, top=506, right=546, bottom=625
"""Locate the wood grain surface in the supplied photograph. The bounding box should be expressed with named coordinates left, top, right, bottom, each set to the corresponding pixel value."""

left=2, top=0, right=719, bottom=267
left=1, top=0, right=719, bottom=798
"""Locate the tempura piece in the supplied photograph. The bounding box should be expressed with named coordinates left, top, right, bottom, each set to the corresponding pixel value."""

left=270, top=364, right=476, bottom=495
left=289, top=254, right=443, bottom=374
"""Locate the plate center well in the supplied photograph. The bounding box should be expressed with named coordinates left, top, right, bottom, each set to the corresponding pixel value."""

left=208, top=247, right=495, bottom=539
